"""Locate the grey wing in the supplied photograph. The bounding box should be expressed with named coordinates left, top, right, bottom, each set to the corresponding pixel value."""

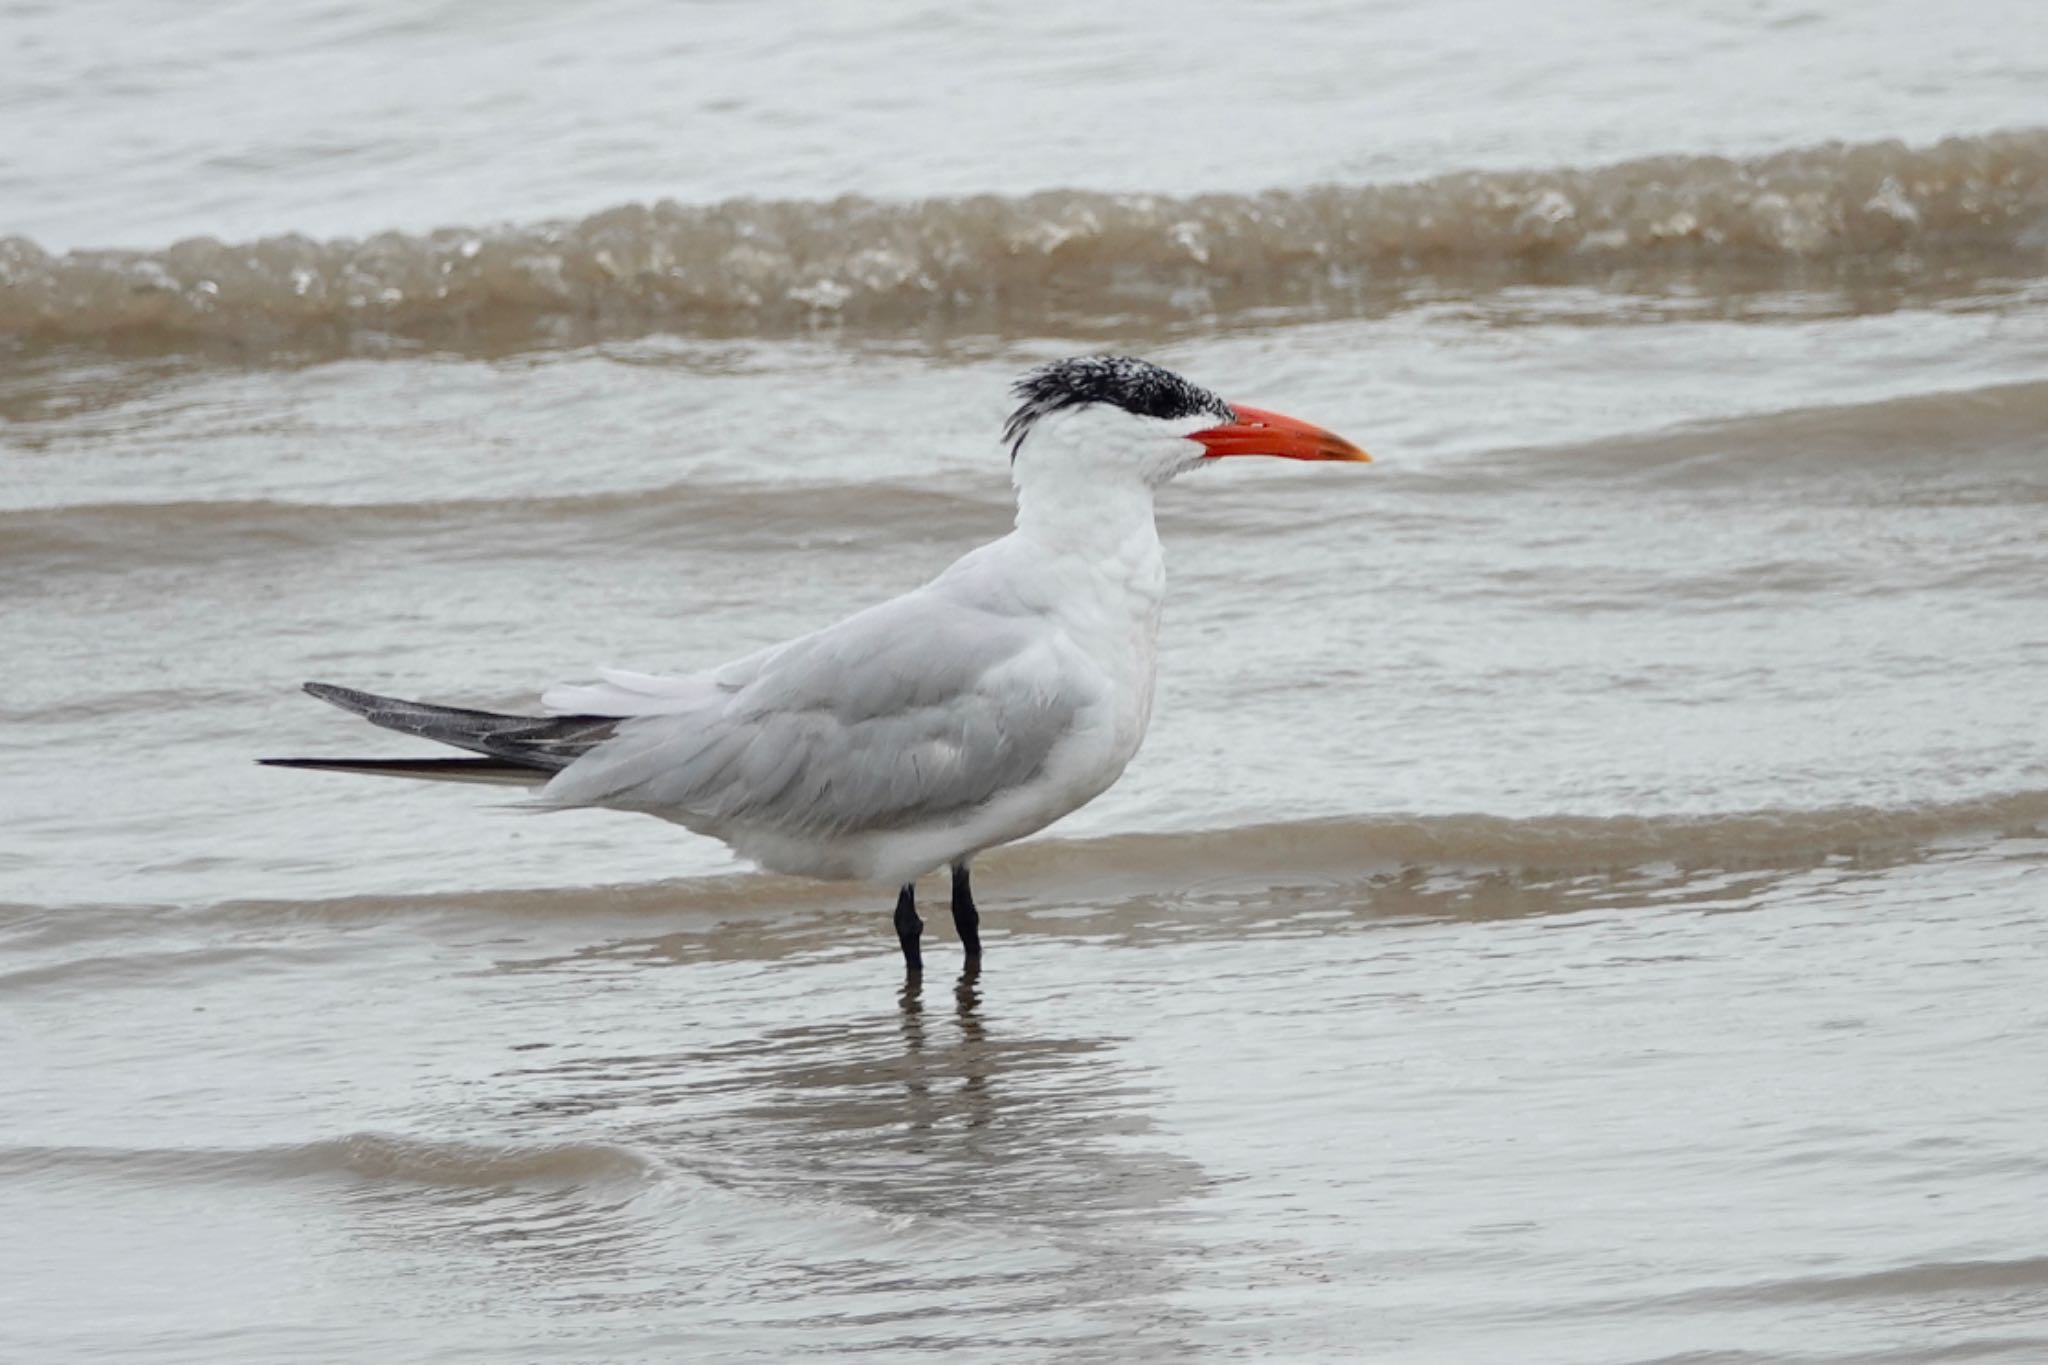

left=538, top=591, right=1085, bottom=835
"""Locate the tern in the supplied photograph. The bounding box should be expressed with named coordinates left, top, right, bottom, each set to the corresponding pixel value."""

left=264, top=356, right=1370, bottom=973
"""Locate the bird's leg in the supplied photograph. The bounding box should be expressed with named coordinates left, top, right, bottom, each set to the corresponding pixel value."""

left=894, top=882, right=923, bottom=974
left=951, top=862, right=982, bottom=960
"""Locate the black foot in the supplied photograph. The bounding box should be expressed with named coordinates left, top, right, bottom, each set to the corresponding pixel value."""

left=951, top=863, right=982, bottom=959
left=894, top=883, right=923, bottom=974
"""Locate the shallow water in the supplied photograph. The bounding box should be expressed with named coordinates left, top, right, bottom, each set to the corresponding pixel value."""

left=5, top=1, right=2048, bottom=1361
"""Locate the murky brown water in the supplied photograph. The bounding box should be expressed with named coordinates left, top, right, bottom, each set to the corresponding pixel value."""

left=5, top=1, right=2048, bottom=1360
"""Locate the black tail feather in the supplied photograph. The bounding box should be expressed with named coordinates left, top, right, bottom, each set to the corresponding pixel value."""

left=257, top=756, right=547, bottom=786
left=296, top=681, right=615, bottom=770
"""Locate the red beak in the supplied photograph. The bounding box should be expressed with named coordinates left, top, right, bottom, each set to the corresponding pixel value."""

left=1187, top=405, right=1376, bottom=464
left=1190, top=404, right=1371, bottom=463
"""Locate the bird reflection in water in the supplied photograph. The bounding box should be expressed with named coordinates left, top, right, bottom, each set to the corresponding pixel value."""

left=494, top=928, right=1196, bottom=1229
left=896, top=958, right=991, bottom=1137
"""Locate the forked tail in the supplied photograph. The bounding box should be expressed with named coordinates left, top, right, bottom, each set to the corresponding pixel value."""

left=258, top=682, right=618, bottom=786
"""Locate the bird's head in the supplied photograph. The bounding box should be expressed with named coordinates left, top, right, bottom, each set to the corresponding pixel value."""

left=1003, top=355, right=1369, bottom=489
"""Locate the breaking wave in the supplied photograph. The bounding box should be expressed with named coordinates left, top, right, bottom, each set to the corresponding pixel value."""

left=4, top=132, right=2044, bottom=349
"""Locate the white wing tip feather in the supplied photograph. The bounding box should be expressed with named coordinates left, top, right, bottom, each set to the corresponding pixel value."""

left=543, top=666, right=716, bottom=717
left=540, top=681, right=604, bottom=714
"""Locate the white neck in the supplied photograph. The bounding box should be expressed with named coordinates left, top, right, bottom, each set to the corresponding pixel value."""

left=1013, top=475, right=1158, bottom=558
left=1005, top=403, right=1206, bottom=558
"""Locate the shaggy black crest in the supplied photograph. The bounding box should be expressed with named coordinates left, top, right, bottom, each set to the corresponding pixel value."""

left=1003, top=356, right=1233, bottom=459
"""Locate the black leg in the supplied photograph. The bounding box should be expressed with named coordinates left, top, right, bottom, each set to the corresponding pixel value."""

left=894, top=882, right=923, bottom=974
left=951, top=862, right=982, bottom=960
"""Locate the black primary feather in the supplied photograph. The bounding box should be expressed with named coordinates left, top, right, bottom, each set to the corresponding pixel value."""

left=280, top=682, right=617, bottom=771
left=1003, top=356, right=1233, bottom=459
left=257, top=756, right=545, bottom=786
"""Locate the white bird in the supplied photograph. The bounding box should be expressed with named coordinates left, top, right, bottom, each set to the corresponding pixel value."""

left=265, top=356, right=1370, bottom=972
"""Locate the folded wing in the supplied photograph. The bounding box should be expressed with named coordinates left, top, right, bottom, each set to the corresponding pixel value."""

left=539, top=590, right=1086, bottom=838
